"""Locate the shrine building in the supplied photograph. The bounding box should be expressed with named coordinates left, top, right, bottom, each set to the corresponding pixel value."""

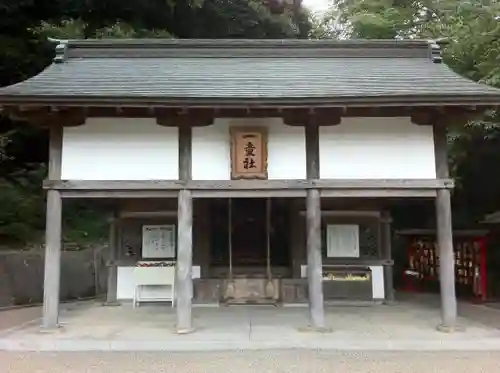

left=1, top=39, right=500, bottom=333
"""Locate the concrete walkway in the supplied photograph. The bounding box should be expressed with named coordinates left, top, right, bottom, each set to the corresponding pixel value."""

left=3, top=296, right=500, bottom=352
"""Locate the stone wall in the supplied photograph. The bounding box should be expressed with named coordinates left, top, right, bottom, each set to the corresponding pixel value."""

left=0, top=247, right=107, bottom=307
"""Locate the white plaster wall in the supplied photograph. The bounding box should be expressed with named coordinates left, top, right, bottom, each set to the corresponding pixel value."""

left=61, top=118, right=179, bottom=180
left=319, top=117, right=436, bottom=179
left=192, top=118, right=306, bottom=180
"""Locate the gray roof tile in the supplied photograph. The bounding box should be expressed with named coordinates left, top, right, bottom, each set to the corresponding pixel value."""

left=1, top=39, right=499, bottom=106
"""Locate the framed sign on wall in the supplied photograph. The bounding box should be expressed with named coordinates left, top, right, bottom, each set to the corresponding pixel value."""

left=141, top=225, right=176, bottom=259
left=326, top=224, right=360, bottom=258
left=230, top=126, right=268, bottom=179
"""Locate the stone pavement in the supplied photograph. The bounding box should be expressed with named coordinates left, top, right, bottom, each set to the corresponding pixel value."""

left=3, top=296, right=500, bottom=352
left=0, top=306, right=41, bottom=332
left=3, top=350, right=500, bottom=373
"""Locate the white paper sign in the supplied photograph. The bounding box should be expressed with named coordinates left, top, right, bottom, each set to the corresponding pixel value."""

left=326, top=224, right=360, bottom=258
left=142, top=225, right=176, bottom=258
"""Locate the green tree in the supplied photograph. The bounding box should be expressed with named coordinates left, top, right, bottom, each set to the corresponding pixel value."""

left=314, top=0, right=500, bottom=227
left=0, top=0, right=312, bottom=245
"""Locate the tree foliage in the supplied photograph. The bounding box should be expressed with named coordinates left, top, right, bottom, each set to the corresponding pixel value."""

left=315, top=0, right=500, bottom=227
left=0, top=0, right=311, bottom=245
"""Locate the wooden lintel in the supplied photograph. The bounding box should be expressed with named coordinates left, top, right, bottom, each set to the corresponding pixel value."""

left=3, top=106, right=86, bottom=127
left=2, top=105, right=485, bottom=128
left=60, top=190, right=179, bottom=198
left=192, top=190, right=307, bottom=198
left=156, top=109, right=214, bottom=127
left=284, top=109, right=342, bottom=126
left=410, top=107, right=482, bottom=127
left=410, top=110, right=437, bottom=126
left=320, top=189, right=437, bottom=198
left=44, top=178, right=454, bottom=191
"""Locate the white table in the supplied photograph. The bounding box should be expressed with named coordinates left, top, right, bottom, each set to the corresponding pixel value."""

left=133, top=265, right=176, bottom=307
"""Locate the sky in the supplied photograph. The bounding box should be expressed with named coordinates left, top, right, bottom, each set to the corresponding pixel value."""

left=302, top=0, right=330, bottom=13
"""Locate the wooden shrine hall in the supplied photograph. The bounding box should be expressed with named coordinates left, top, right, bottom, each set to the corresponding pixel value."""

left=0, top=38, right=500, bottom=334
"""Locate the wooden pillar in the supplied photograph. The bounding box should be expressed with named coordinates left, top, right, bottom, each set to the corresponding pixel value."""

left=194, top=199, right=211, bottom=278
left=42, top=123, right=63, bottom=329
left=433, top=122, right=457, bottom=331
left=178, top=125, right=192, bottom=181
left=305, top=121, right=325, bottom=329
left=105, top=214, right=119, bottom=305
left=176, top=189, right=193, bottom=333
left=306, top=189, right=325, bottom=327
left=290, top=199, right=302, bottom=278
left=176, top=123, right=194, bottom=333
left=381, top=211, right=395, bottom=303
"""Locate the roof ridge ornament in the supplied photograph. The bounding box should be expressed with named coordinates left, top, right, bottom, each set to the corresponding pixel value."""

left=52, top=39, right=69, bottom=64
left=428, top=40, right=443, bottom=64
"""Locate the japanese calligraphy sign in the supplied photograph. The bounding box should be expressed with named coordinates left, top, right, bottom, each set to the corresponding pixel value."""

left=230, top=127, right=268, bottom=179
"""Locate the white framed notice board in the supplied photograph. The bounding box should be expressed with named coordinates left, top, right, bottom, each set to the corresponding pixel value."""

left=326, top=224, right=360, bottom=258
left=141, top=224, right=176, bottom=259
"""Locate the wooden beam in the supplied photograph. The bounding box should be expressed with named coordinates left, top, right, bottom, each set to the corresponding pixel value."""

left=305, top=120, right=320, bottom=179
left=290, top=199, right=303, bottom=278
left=283, top=108, right=342, bottom=126
left=412, top=108, right=480, bottom=127
left=42, top=123, right=63, bottom=330
left=157, top=111, right=214, bottom=127
left=320, top=189, right=437, bottom=198
left=176, top=189, right=194, bottom=334
left=380, top=211, right=395, bottom=303
left=306, top=188, right=325, bottom=329
left=105, top=213, right=119, bottom=306
left=43, top=178, right=454, bottom=191
left=4, top=107, right=86, bottom=127
left=433, top=121, right=458, bottom=332
left=195, top=200, right=211, bottom=278
left=178, top=125, right=192, bottom=180
left=299, top=210, right=381, bottom=217
left=304, top=114, right=325, bottom=329
left=3, top=105, right=484, bottom=128
left=176, top=111, right=194, bottom=332
left=192, top=190, right=307, bottom=198
left=60, top=190, right=179, bottom=198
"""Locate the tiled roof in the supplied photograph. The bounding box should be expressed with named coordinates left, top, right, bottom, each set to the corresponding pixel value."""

left=0, top=39, right=499, bottom=106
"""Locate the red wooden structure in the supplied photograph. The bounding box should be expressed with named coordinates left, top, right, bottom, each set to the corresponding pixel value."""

left=396, top=229, right=488, bottom=302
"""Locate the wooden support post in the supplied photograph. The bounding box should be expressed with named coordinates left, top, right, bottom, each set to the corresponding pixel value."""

left=433, top=122, right=458, bottom=331
left=178, top=125, right=192, bottom=181
left=176, top=189, right=194, bottom=333
left=305, top=120, right=326, bottom=329
left=105, top=215, right=119, bottom=306
left=43, top=190, right=62, bottom=329
left=306, top=189, right=325, bottom=328
left=42, top=123, right=63, bottom=329
left=290, top=199, right=303, bottom=278
left=381, top=212, right=395, bottom=303
left=195, top=200, right=211, bottom=278
left=176, top=123, right=194, bottom=332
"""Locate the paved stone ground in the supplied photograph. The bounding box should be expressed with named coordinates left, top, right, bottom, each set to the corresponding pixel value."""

left=0, top=306, right=41, bottom=332
left=3, top=350, right=500, bottom=373
left=3, top=296, right=500, bottom=351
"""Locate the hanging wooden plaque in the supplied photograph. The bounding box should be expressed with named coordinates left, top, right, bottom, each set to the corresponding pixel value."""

left=230, top=127, right=268, bottom=180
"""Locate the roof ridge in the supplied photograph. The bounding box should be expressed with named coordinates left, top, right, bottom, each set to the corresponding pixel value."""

left=51, top=38, right=434, bottom=49
left=50, top=38, right=440, bottom=63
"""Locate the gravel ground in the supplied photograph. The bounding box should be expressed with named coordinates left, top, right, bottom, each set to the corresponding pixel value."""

left=2, top=350, right=500, bottom=373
